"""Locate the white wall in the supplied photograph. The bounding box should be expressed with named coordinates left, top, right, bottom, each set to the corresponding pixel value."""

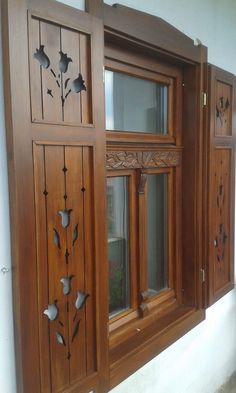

left=0, top=1, right=235, bottom=393
left=0, top=4, right=16, bottom=393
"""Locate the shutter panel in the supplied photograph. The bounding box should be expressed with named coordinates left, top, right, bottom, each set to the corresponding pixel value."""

left=206, top=65, right=235, bottom=306
left=2, top=0, right=108, bottom=392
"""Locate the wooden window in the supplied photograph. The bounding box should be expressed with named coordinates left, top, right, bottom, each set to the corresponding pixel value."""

left=105, top=52, right=180, bottom=144
left=105, top=69, right=170, bottom=135
left=104, top=41, right=199, bottom=388
left=4, top=1, right=235, bottom=392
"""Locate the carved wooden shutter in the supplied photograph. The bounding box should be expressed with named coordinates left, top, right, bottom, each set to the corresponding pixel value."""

left=206, top=65, right=235, bottom=306
left=2, top=0, right=108, bottom=392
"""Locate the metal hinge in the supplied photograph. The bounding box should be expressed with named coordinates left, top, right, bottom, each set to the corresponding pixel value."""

left=202, top=92, right=207, bottom=107
left=200, top=268, right=206, bottom=283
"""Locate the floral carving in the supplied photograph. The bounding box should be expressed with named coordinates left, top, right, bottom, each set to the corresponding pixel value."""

left=106, top=150, right=181, bottom=170
left=34, top=45, right=50, bottom=69
left=216, top=96, right=230, bottom=125
left=34, top=46, right=86, bottom=110
left=217, top=176, right=224, bottom=211
left=59, top=51, right=72, bottom=73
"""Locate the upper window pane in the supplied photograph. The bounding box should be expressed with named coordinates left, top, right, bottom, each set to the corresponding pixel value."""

left=105, top=70, right=168, bottom=134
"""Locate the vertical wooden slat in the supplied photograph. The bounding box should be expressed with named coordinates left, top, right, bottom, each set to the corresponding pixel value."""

left=138, top=174, right=148, bottom=296
left=29, top=17, right=42, bottom=121
left=40, top=21, right=62, bottom=123
left=65, top=146, right=87, bottom=383
left=80, top=33, right=92, bottom=124
left=83, top=147, right=97, bottom=374
left=174, top=165, right=183, bottom=303
left=61, top=28, right=81, bottom=124
left=85, top=0, right=104, bottom=18
left=168, top=169, right=174, bottom=291
left=34, top=144, right=51, bottom=393
left=45, top=146, right=69, bottom=392
left=129, top=172, right=138, bottom=311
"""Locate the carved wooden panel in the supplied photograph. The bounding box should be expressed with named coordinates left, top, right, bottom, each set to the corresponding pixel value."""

left=29, top=16, right=92, bottom=125
left=34, top=144, right=96, bottom=392
left=207, top=65, right=235, bottom=306
left=209, top=149, right=232, bottom=294
left=215, top=81, right=232, bottom=136
left=106, top=150, right=181, bottom=170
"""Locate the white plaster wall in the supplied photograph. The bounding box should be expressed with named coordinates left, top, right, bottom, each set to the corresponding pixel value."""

left=0, top=1, right=235, bottom=393
left=0, top=4, right=16, bottom=393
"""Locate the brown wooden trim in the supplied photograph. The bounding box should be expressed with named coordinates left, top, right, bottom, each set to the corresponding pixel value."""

left=85, top=0, right=103, bottom=18
left=105, top=43, right=184, bottom=79
left=106, top=132, right=176, bottom=145
left=103, top=4, right=202, bottom=63
left=106, top=150, right=182, bottom=170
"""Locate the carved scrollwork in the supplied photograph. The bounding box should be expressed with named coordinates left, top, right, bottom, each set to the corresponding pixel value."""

left=106, top=150, right=181, bottom=170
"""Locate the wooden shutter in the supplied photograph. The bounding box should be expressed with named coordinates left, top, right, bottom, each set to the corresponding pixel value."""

left=2, top=0, right=108, bottom=392
left=206, top=65, right=235, bottom=306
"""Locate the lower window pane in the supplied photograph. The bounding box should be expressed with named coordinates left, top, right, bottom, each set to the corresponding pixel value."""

left=107, top=177, right=130, bottom=318
left=147, top=173, right=168, bottom=295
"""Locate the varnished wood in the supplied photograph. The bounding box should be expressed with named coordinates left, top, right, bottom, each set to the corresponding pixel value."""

left=85, top=0, right=103, bottom=18
left=5, top=0, right=229, bottom=391
left=206, top=65, right=235, bottom=306
left=3, top=0, right=109, bottom=392
left=105, top=18, right=206, bottom=387
left=106, top=149, right=182, bottom=170
left=103, top=4, right=202, bottom=63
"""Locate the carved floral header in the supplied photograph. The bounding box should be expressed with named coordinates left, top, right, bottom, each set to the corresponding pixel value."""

left=106, top=150, right=181, bottom=170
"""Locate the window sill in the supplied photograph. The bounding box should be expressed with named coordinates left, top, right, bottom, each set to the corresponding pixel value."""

left=109, top=305, right=205, bottom=389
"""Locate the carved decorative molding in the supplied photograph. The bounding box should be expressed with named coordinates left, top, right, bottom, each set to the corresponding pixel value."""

left=106, top=150, right=181, bottom=169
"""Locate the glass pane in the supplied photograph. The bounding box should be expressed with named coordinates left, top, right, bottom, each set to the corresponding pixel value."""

left=147, top=174, right=168, bottom=295
left=105, top=70, right=168, bottom=134
left=107, top=177, right=130, bottom=318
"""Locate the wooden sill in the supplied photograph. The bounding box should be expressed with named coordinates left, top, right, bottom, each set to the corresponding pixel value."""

left=109, top=305, right=205, bottom=389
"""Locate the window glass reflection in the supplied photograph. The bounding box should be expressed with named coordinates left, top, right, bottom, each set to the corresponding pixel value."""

left=107, top=177, right=130, bottom=317
left=147, top=173, right=168, bottom=295
left=105, top=70, right=168, bottom=134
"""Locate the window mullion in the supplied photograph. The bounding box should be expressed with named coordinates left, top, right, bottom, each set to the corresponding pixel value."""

left=137, top=171, right=149, bottom=317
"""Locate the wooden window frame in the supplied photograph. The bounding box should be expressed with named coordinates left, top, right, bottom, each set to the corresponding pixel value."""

left=107, top=170, right=139, bottom=333
left=137, top=168, right=178, bottom=315
left=107, top=166, right=179, bottom=331
left=105, top=59, right=175, bottom=140
left=99, top=2, right=208, bottom=388
left=105, top=47, right=183, bottom=145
